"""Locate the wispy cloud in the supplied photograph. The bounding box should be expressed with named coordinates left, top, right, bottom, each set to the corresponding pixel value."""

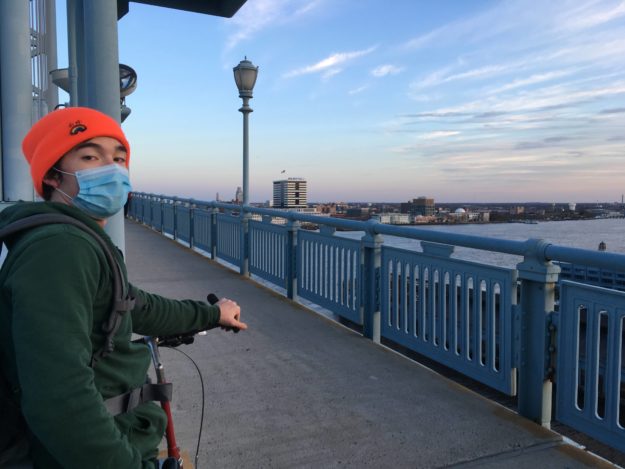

left=409, top=65, right=457, bottom=91
left=348, top=85, right=368, bottom=95
left=409, top=37, right=625, bottom=96
left=225, top=0, right=325, bottom=50
left=415, top=81, right=625, bottom=117
left=419, top=130, right=460, bottom=140
left=410, top=60, right=532, bottom=91
left=559, top=0, right=625, bottom=31
left=371, top=65, right=403, bottom=77
left=401, top=0, right=540, bottom=51
left=283, top=46, right=377, bottom=78
left=407, top=1, right=624, bottom=200
left=514, top=136, right=575, bottom=150
left=322, top=68, right=342, bottom=80
left=600, top=107, right=625, bottom=114
left=488, top=70, right=576, bottom=94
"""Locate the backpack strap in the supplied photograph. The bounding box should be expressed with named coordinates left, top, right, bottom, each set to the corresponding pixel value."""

left=103, top=382, right=173, bottom=416
left=0, top=213, right=135, bottom=366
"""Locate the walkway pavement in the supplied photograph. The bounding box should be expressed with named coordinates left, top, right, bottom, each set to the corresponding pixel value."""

left=125, top=220, right=616, bottom=469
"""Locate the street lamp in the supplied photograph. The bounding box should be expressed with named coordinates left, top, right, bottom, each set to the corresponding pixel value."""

left=233, top=57, right=258, bottom=206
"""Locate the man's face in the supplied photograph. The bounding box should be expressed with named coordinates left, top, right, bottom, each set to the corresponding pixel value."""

left=43, top=136, right=128, bottom=200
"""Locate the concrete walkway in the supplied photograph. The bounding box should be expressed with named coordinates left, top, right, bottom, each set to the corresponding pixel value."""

left=125, top=220, right=616, bottom=469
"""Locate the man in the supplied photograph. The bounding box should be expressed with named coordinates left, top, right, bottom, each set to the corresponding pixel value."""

left=0, top=107, right=247, bottom=468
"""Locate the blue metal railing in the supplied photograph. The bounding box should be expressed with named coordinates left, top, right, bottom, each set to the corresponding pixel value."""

left=162, top=202, right=175, bottom=237
left=192, top=208, right=212, bottom=253
left=557, top=262, right=625, bottom=292
left=298, top=229, right=361, bottom=324
left=556, top=282, right=625, bottom=453
left=249, top=218, right=287, bottom=287
left=176, top=205, right=191, bottom=244
left=381, top=245, right=518, bottom=395
left=216, top=211, right=241, bottom=266
left=127, top=192, right=625, bottom=452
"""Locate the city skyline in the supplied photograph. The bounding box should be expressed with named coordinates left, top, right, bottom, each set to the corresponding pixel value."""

left=54, top=0, right=625, bottom=203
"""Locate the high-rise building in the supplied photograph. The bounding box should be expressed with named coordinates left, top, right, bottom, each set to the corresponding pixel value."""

left=235, top=186, right=243, bottom=204
left=400, top=197, right=435, bottom=216
left=273, top=178, right=307, bottom=209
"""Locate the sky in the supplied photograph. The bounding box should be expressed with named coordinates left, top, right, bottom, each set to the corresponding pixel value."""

left=56, top=0, right=625, bottom=203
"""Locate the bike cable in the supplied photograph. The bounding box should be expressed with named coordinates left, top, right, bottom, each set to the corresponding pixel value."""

left=168, top=346, right=206, bottom=469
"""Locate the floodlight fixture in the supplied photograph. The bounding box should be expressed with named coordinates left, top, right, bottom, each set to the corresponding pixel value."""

left=50, top=64, right=137, bottom=98
left=50, top=64, right=137, bottom=122
left=119, top=64, right=137, bottom=98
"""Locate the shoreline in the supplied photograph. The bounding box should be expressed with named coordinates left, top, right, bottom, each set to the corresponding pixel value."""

left=368, top=216, right=625, bottom=227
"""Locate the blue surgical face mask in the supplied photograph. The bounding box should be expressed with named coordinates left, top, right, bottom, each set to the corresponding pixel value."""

left=54, top=164, right=132, bottom=219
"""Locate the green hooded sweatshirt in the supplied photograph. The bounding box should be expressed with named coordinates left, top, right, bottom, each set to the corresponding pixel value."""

left=0, top=202, right=221, bottom=468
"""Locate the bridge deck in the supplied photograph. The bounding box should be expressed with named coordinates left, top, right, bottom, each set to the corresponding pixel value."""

left=125, top=220, right=614, bottom=469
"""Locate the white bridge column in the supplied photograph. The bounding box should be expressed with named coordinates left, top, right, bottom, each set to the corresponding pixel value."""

left=0, top=0, right=35, bottom=201
left=82, top=0, right=125, bottom=252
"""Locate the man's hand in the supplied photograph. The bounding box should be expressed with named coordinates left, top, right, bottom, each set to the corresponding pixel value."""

left=217, top=298, right=248, bottom=331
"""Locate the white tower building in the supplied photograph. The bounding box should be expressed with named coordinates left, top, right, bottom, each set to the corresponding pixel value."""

left=273, top=178, right=307, bottom=209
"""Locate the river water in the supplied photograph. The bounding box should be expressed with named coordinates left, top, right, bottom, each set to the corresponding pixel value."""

left=337, top=218, right=624, bottom=269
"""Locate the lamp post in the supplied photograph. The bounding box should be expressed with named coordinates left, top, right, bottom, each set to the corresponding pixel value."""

left=233, top=57, right=258, bottom=277
left=233, top=57, right=258, bottom=207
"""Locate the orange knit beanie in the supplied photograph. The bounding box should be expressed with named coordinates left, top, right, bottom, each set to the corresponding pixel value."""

left=22, top=107, right=131, bottom=197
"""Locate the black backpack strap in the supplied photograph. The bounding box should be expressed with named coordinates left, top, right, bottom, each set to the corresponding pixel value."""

left=0, top=213, right=135, bottom=366
left=103, top=383, right=172, bottom=416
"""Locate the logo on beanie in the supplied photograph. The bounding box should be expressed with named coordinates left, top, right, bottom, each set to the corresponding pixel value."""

left=69, top=121, right=87, bottom=135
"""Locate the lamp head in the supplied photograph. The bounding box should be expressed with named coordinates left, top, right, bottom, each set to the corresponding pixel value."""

left=233, top=57, right=258, bottom=99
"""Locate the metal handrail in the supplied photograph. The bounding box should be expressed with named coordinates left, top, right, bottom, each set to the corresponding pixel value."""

left=131, top=192, right=625, bottom=269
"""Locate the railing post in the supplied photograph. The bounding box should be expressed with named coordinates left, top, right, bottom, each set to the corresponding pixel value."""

left=210, top=205, right=218, bottom=259
left=240, top=208, right=251, bottom=276
left=286, top=217, right=300, bottom=300
left=147, top=194, right=153, bottom=225
left=516, top=239, right=560, bottom=428
left=149, top=194, right=154, bottom=226
left=361, top=223, right=383, bottom=343
left=189, top=201, right=195, bottom=249
left=152, top=194, right=156, bottom=228
left=158, top=195, right=165, bottom=234
left=172, top=197, right=178, bottom=240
